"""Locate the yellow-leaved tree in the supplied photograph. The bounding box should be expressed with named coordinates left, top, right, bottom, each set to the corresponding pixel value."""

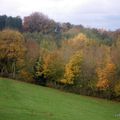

left=0, top=29, right=26, bottom=78
left=67, top=33, right=89, bottom=51
left=61, top=51, right=83, bottom=85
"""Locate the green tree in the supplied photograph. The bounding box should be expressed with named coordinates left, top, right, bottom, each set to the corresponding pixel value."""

left=34, top=57, right=45, bottom=85
left=0, top=15, right=7, bottom=30
left=5, top=16, right=22, bottom=31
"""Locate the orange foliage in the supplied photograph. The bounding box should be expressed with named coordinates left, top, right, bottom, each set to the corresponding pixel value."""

left=96, top=62, right=116, bottom=90
left=19, top=69, right=34, bottom=83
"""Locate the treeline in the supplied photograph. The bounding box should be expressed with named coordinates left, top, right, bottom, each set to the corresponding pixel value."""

left=0, top=12, right=120, bottom=101
left=0, top=12, right=61, bottom=33
left=0, top=15, right=22, bottom=31
left=33, top=33, right=120, bottom=100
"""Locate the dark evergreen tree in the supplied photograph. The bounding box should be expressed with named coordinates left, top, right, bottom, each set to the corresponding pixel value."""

left=0, top=15, right=7, bottom=30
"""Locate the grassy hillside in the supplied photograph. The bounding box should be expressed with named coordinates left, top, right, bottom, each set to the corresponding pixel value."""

left=0, top=77, right=120, bottom=120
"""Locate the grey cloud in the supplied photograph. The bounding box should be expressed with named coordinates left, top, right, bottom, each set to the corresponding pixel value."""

left=0, top=0, right=120, bottom=30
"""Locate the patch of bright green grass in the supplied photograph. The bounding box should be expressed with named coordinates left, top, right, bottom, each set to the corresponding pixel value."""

left=0, top=77, right=120, bottom=120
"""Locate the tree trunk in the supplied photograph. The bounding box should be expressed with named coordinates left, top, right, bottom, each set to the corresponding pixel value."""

left=12, top=62, right=16, bottom=79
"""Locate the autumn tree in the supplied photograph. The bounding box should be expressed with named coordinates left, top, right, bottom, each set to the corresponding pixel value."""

left=61, top=51, right=83, bottom=85
left=68, top=33, right=89, bottom=47
left=114, top=81, right=120, bottom=97
left=34, top=50, right=64, bottom=86
left=61, top=34, right=97, bottom=91
left=62, top=27, right=81, bottom=40
left=96, top=60, right=116, bottom=99
left=97, top=62, right=116, bottom=89
left=34, top=57, right=45, bottom=85
left=23, top=12, right=56, bottom=34
left=0, top=29, right=26, bottom=78
left=60, top=33, right=89, bottom=65
left=110, top=37, right=120, bottom=98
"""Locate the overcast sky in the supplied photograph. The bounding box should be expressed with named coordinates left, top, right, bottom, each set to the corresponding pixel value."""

left=0, top=0, right=120, bottom=30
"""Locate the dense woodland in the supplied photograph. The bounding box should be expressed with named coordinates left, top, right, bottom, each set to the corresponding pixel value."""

left=0, top=12, right=120, bottom=101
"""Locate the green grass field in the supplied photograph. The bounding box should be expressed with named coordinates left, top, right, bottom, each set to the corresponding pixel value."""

left=0, top=77, right=120, bottom=120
